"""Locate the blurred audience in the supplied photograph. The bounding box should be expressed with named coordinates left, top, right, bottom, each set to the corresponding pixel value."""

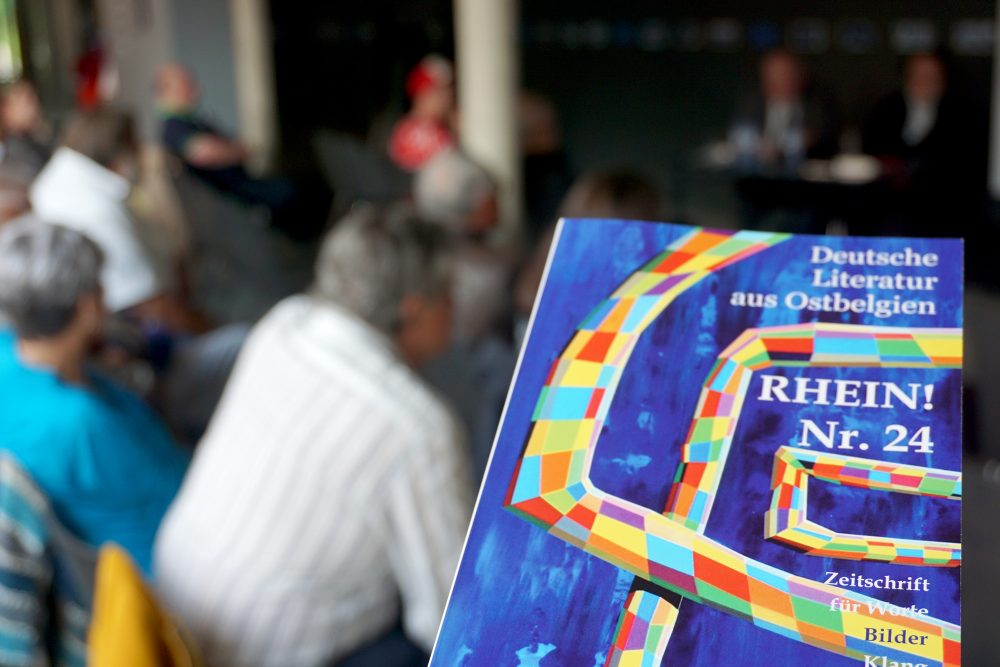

left=0, top=23, right=992, bottom=665
left=520, top=91, right=573, bottom=241
left=155, top=204, right=472, bottom=667
left=415, top=148, right=517, bottom=475
left=0, top=218, right=190, bottom=574
left=730, top=49, right=839, bottom=169
left=30, top=106, right=246, bottom=442
left=388, top=55, right=456, bottom=171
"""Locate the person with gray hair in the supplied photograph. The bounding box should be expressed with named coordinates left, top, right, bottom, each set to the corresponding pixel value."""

left=414, top=148, right=498, bottom=235
left=313, top=203, right=453, bottom=356
left=154, top=204, right=472, bottom=667
left=0, top=217, right=190, bottom=576
left=413, top=148, right=509, bottom=342
left=414, top=149, right=518, bottom=478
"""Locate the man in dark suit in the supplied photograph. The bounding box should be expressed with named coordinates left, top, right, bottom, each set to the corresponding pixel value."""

left=863, top=53, right=984, bottom=236
left=731, top=49, right=839, bottom=168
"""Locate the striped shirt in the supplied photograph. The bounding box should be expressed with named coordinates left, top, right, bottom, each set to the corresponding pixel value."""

left=0, top=454, right=92, bottom=667
left=153, top=295, right=472, bottom=666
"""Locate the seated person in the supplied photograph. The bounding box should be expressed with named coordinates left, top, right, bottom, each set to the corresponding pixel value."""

left=862, top=53, right=984, bottom=235
left=520, top=91, right=574, bottom=241
left=730, top=49, right=839, bottom=168
left=388, top=55, right=456, bottom=171
left=414, top=149, right=517, bottom=476
left=30, top=106, right=246, bottom=442
left=864, top=53, right=951, bottom=159
left=154, top=204, right=473, bottom=667
left=31, top=106, right=176, bottom=321
left=0, top=217, right=190, bottom=575
left=863, top=53, right=980, bottom=177
left=0, top=79, right=52, bottom=182
left=414, top=148, right=509, bottom=342
left=156, top=63, right=326, bottom=239
left=515, top=169, right=661, bottom=325
left=156, top=64, right=293, bottom=208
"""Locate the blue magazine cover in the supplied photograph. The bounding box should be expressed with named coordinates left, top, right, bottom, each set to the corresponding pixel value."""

left=431, top=219, right=961, bottom=667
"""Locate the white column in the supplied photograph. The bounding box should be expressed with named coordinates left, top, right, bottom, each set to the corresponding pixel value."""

left=95, top=0, right=175, bottom=140
left=454, top=0, right=522, bottom=244
left=990, top=1, right=1000, bottom=198
left=230, top=0, right=278, bottom=174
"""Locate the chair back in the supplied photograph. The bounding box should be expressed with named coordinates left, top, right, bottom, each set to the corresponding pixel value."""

left=88, top=545, right=202, bottom=667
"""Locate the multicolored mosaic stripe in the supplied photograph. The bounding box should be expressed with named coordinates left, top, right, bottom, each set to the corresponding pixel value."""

left=766, top=446, right=961, bottom=566
left=665, top=323, right=963, bottom=535
left=505, top=227, right=962, bottom=667
left=605, top=589, right=681, bottom=667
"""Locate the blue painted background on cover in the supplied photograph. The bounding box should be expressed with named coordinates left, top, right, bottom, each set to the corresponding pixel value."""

left=432, top=218, right=962, bottom=667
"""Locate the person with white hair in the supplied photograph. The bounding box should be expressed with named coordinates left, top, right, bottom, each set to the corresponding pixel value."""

left=414, top=149, right=517, bottom=477
left=0, top=79, right=53, bottom=182
left=0, top=217, right=190, bottom=575
left=154, top=204, right=472, bottom=667
left=414, top=148, right=508, bottom=340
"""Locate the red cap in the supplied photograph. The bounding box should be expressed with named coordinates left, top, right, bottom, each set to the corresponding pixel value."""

left=405, top=55, right=454, bottom=100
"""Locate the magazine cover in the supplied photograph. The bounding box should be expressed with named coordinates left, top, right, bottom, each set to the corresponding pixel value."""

left=431, top=219, right=962, bottom=667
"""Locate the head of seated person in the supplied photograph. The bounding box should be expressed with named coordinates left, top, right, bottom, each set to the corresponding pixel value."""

left=0, top=217, right=104, bottom=384
left=512, top=169, right=661, bottom=318
left=559, top=169, right=661, bottom=221
left=155, top=63, right=200, bottom=114
left=406, top=55, right=455, bottom=123
left=31, top=107, right=169, bottom=317
left=904, top=53, right=947, bottom=106
left=414, top=148, right=498, bottom=238
left=313, top=204, right=454, bottom=369
left=60, top=106, right=140, bottom=182
left=0, top=79, right=45, bottom=137
left=759, top=49, right=805, bottom=104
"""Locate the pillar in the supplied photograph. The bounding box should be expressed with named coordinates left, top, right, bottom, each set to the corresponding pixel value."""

left=454, top=0, right=522, bottom=244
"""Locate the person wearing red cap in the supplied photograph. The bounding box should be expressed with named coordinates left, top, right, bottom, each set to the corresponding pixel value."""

left=388, top=55, right=456, bottom=171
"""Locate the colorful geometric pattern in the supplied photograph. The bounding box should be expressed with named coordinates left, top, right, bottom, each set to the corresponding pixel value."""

left=505, top=227, right=962, bottom=667
left=665, top=323, right=962, bottom=533
left=766, top=446, right=961, bottom=566
left=604, top=590, right=680, bottom=667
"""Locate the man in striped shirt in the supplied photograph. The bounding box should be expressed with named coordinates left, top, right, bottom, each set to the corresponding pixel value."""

left=154, top=205, right=473, bottom=666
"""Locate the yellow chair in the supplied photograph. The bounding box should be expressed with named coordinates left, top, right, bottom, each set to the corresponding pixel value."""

left=87, top=545, right=201, bottom=667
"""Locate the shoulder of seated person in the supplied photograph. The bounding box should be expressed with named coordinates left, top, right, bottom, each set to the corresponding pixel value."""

left=61, top=375, right=135, bottom=419
left=10, top=384, right=109, bottom=439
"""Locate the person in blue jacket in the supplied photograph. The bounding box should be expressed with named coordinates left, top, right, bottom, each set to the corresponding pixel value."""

left=0, top=216, right=190, bottom=575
